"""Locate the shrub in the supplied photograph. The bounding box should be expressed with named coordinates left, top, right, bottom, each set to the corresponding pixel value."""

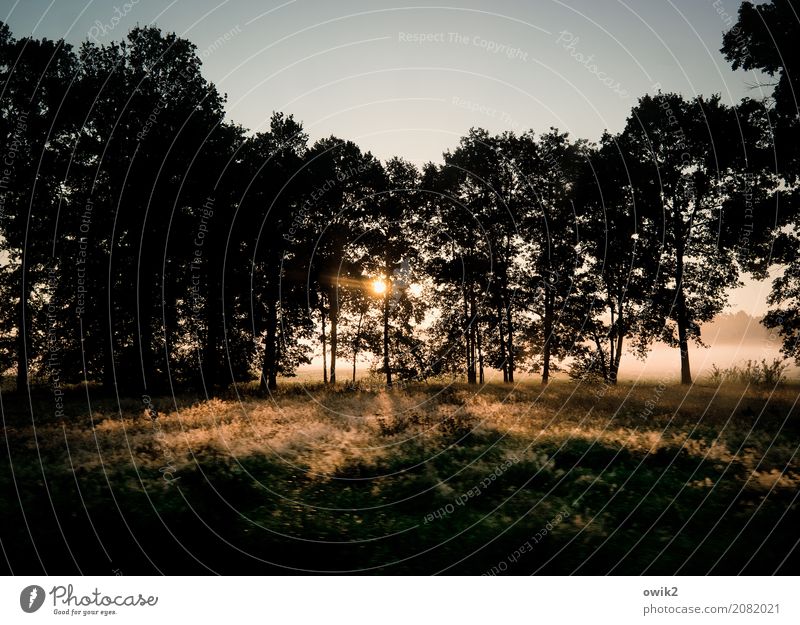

left=568, top=351, right=608, bottom=382
left=707, top=358, right=789, bottom=386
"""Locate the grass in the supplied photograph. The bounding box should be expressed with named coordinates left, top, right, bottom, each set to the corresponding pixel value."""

left=1, top=380, right=799, bottom=574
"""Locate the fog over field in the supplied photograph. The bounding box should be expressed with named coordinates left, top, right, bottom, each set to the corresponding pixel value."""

left=296, top=311, right=800, bottom=383
left=621, top=312, right=800, bottom=380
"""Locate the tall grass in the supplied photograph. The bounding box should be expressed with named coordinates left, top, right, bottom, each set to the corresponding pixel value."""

left=706, top=358, right=789, bottom=386
left=1, top=381, right=798, bottom=574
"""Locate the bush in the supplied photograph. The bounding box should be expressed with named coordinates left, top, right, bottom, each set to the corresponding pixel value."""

left=707, top=358, right=789, bottom=386
left=568, top=351, right=608, bottom=382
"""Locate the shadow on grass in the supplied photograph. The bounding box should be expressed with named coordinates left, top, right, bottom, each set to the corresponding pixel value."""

left=2, top=384, right=799, bottom=574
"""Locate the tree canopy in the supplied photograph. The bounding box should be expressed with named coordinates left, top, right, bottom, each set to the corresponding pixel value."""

left=0, top=16, right=796, bottom=397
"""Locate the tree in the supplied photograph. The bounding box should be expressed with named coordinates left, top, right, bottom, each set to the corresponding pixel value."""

left=722, top=1, right=800, bottom=363
left=571, top=133, right=656, bottom=383
left=301, top=138, right=383, bottom=385
left=722, top=0, right=800, bottom=180
left=370, top=158, right=425, bottom=387
left=516, top=129, right=586, bottom=384
left=763, top=225, right=800, bottom=362
left=620, top=93, right=775, bottom=384
left=53, top=26, right=231, bottom=395
left=424, top=139, right=495, bottom=385
left=0, top=23, right=80, bottom=392
left=336, top=283, right=380, bottom=386
left=448, top=130, right=525, bottom=383
left=236, top=113, right=310, bottom=392
left=176, top=121, right=246, bottom=392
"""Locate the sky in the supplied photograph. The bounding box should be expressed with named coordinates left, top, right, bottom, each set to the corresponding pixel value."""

left=3, top=0, right=768, bottom=162
left=2, top=0, right=776, bottom=317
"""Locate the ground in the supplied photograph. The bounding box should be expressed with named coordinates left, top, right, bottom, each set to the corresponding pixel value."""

left=1, top=380, right=799, bottom=574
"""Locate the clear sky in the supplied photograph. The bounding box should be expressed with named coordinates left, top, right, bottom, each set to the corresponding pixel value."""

left=3, top=0, right=774, bottom=315
left=4, top=0, right=768, bottom=162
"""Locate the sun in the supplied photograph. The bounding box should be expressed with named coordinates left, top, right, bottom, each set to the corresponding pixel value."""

left=372, top=278, right=388, bottom=295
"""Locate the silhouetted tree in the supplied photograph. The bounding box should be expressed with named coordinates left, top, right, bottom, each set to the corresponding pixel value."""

left=0, top=15, right=790, bottom=395
left=425, top=139, right=495, bottom=384
left=0, top=24, right=80, bottom=392
left=302, top=138, right=383, bottom=385
left=571, top=133, right=655, bottom=383
left=722, top=0, right=800, bottom=180
left=621, top=93, right=775, bottom=384
left=371, top=158, right=425, bottom=386
left=62, top=27, right=229, bottom=394
left=236, top=113, right=310, bottom=391
left=446, top=129, right=525, bottom=383
left=516, top=130, right=586, bottom=383
left=723, top=1, right=800, bottom=363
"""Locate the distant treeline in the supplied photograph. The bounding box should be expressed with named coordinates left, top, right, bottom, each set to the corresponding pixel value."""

left=700, top=312, right=774, bottom=345
left=0, top=0, right=798, bottom=396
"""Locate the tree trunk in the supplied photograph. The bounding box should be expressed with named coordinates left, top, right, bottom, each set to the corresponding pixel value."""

left=463, top=287, right=472, bottom=383
left=320, top=305, right=328, bottom=384
left=604, top=297, right=622, bottom=385
left=467, top=286, right=477, bottom=384
left=591, top=331, right=609, bottom=382
left=477, top=319, right=484, bottom=384
left=100, top=275, right=115, bottom=393
left=505, top=292, right=515, bottom=383
left=202, top=271, right=220, bottom=392
left=163, top=265, right=181, bottom=388
left=15, top=273, right=29, bottom=393
left=674, top=222, right=692, bottom=385
left=676, top=293, right=692, bottom=385
left=610, top=302, right=625, bottom=384
left=382, top=295, right=391, bottom=388
left=497, top=299, right=508, bottom=383
left=260, top=301, right=278, bottom=392
left=542, top=289, right=553, bottom=385
left=134, top=265, right=155, bottom=393
left=352, top=310, right=363, bottom=386
left=608, top=337, right=624, bottom=385
left=329, top=287, right=338, bottom=385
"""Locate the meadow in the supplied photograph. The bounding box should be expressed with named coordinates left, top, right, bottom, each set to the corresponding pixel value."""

left=2, top=379, right=799, bottom=575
